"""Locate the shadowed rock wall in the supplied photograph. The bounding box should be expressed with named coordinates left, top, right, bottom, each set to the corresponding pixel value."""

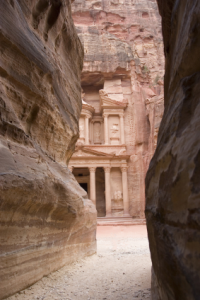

left=0, top=1, right=96, bottom=299
left=146, top=1, right=200, bottom=299
left=72, top=0, right=164, bottom=217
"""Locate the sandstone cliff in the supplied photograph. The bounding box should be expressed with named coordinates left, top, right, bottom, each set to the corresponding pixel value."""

left=72, top=0, right=164, bottom=217
left=0, top=1, right=96, bottom=299
left=146, top=1, right=200, bottom=299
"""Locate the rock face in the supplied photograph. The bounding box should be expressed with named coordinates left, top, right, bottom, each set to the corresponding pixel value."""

left=71, top=0, right=164, bottom=217
left=146, top=1, right=200, bottom=299
left=0, top=1, right=96, bottom=299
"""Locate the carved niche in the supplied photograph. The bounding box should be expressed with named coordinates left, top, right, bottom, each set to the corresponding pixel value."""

left=109, top=115, right=120, bottom=145
left=112, top=190, right=123, bottom=217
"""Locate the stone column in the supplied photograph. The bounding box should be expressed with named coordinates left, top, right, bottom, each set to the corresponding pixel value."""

left=104, top=166, right=112, bottom=217
left=101, top=120, right=104, bottom=144
left=89, top=167, right=96, bottom=204
left=103, top=114, right=109, bottom=145
left=121, top=166, right=130, bottom=216
left=91, top=121, right=94, bottom=144
left=85, top=116, right=89, bottom=144
left=120, top=113, right=125, bottom=144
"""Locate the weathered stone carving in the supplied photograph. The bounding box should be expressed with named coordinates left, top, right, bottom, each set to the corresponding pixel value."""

left=110, top=122, right=120, bottom=144
left=72, top=0, right=165, bottom=218
left=0, top=1, right=96, bottom=299
left=113, top=191, right=123, bottom=200
left=146, top=1, right=200, bottom=299
left=111, top=124, right=119, bottom=136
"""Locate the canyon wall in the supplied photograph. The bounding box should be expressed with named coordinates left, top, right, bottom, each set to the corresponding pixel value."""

left=72, top=0, right=164, bottom=217
left=146, top=1, right=200, bottom=299
left=0, top=1, right=96, bottom=299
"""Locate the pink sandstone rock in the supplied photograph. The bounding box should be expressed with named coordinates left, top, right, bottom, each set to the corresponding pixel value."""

left=146, top=1, right=200, bottom=299
left=0, top=1, right=96, bottom=299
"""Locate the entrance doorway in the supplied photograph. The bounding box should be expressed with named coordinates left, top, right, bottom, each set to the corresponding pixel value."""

left=73, top=167, right=90, bottom=198
left=96, top=167, right=106, bottom=217
left=79, top=183, right=88, bottom=193
left=73, top=167, right=106, bottom=217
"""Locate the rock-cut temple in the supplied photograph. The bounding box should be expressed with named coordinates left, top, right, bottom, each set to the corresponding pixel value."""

left=69, top=79, right=134, bottom=218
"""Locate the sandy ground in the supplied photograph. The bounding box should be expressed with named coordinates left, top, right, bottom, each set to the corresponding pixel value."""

left=7, top=225, right=151, bottom=300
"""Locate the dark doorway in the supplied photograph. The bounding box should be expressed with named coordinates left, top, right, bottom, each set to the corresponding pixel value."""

left=96, top=167, right=106, bottom=217
left=79, top=183, right=88, bottom=193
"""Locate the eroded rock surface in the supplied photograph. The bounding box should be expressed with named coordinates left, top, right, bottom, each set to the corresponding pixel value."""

left=72, top=0, right=164, bottom=217
left=6, top=226, right=151, bottom=300
left=146, top=1, right=200, bottom=299
left=0, top=1, right=96, bottom=299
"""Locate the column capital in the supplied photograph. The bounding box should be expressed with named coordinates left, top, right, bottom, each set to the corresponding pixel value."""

left=121, top=166, right=128, bottom=172
left=81, top=108, right=93, bottom=119
left=103, top=113, right=109, bottom=118
left=104, top=166, right=111, bottom=173
left=119, top=112, right=124, bottom=118
left=89, top=167, right=96, bottom=172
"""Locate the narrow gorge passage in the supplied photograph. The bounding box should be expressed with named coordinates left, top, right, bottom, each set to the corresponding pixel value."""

left=7, top=226, right=151, bottom=300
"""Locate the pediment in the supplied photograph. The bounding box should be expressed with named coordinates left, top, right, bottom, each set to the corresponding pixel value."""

left=72, top=147, right=113, bottom=158
left=72, top=148, right=110, bottom=158
left=99, top=90, right=128, bottom=108
left=72, top=150, right=97, bottom=157
left=71, top=146, right=129, bottom=160
left=82, top=99, right=95, bottom=113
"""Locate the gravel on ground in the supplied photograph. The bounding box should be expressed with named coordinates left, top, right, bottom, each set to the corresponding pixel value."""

left=7, top=225, right=151, bottom=300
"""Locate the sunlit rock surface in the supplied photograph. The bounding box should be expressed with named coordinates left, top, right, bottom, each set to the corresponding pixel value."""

left=0, top=1, right=96, bottom=299
left=146, top=1, right=200, bottom=299
left=72, top=0, right=164, bottom=217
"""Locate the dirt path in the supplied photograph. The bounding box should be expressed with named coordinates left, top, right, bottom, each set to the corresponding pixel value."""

left=7, top=225, right=151, bottom=300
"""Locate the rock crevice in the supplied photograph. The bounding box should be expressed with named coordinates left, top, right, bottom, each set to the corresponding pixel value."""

left=146, top=1, right=200, bottom=299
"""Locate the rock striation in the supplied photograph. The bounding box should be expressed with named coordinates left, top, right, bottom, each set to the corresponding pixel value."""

left=0, top=1, right=96, bottom=299
left=71, top=0, right=164, bottom=217
left=146, top=1, right=200, bottom=299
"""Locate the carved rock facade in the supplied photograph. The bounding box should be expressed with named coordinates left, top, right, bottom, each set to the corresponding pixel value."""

left=0, top=1, right=96, bottom=299
left=146, top=1, right=200, bottom=299
left=71, top=0, right=164, bottom=217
